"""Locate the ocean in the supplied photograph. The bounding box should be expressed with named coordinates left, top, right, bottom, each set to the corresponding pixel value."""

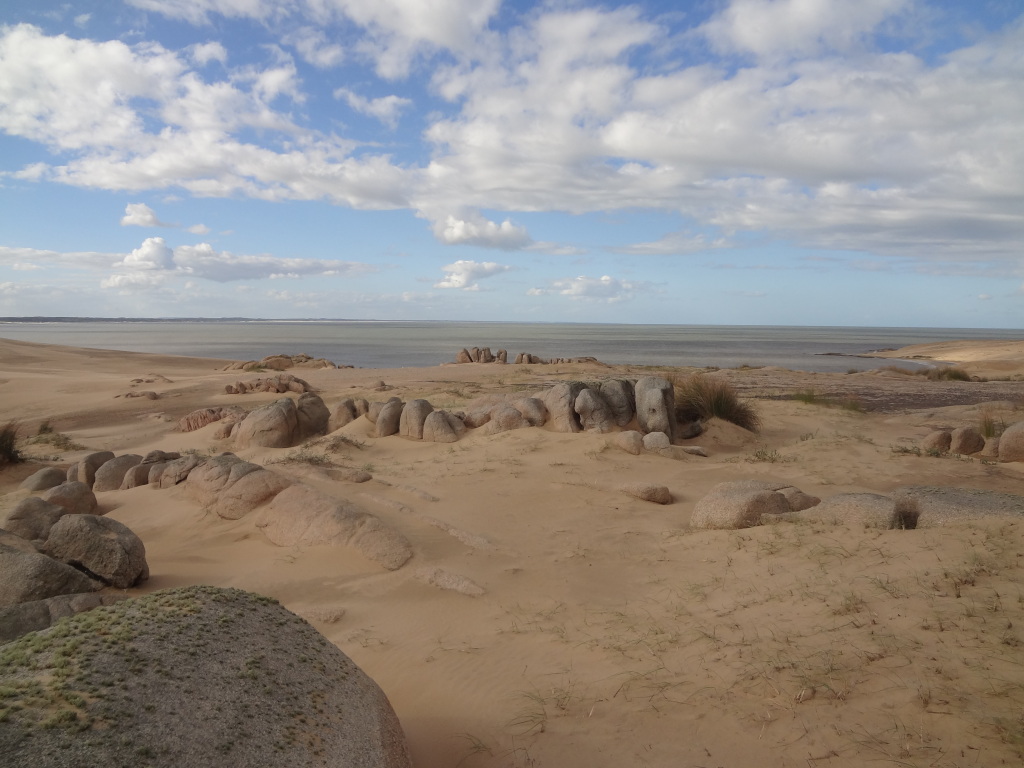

left=1, top=320, right=1022, bottom=373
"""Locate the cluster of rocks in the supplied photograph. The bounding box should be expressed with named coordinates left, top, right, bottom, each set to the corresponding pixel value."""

left=336, top=376, right=700, bottom=446
left=920, top=420, right=1024, bottom=462
left=453, top=347, right=603, bottom=365
left=224, top=372, right=314, bottom=395
left=222, top=353, right=344, bottom=372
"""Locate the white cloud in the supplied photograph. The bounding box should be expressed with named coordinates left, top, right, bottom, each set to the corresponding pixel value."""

left=978, top=294, right=992, bottom=300
left=172, top=242, right=370, bottom=282
left=532, top=274, right=642, bottom=303
left=124, top=0, right=282, bottom=25
left=432, top=213, right=531, bottom=250
left=73, top=14, right=91, bottom=29
left=284, top=27, right=344, bottom=68
left=616, top=231, right=728, bottom=255
left=189, top=41, right=228, bottom=66
left=122, top=237, right=175, bottom=270
left=101, top=271, right=169, bottom=290
left=434, top=259, right=510, bottom=290
left=120, top=203, right=168, bottom=227
left=187, top=223, right=211, bottom=235
left=334, top=88, right=411, bottom=128
left=701, top=0, right=912, bottom=59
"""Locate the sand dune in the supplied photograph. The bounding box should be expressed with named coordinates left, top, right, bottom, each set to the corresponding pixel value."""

left=2, top=335, right=1024, bottom=767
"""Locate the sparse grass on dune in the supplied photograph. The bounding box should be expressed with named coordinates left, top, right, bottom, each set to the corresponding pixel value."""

left=878, top=364, right=974, bottom=381
left=0, top=421, right=24, bottom=467
left=672, top=374, right=761, bottom=432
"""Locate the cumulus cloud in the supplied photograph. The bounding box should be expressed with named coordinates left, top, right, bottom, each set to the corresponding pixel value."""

left=434, top=259, right=510, bottom=290
left=187, top=223, right=211, bottom=235
left=433, top=213, right=531, bottom=250
left=285, top=27, right=344, bottom=68
left=120, top=203, right=168, bottom=227
left=531, top=274, right=643, bottom=303
left=334, top=88, right=412, bottom=128
left=189, top=41, right=227, bottom=66
left=122, top=237, right=175, bottom=269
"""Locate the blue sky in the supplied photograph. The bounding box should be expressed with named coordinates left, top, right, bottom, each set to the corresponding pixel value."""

left=1, top=0, right=1022, bottom=326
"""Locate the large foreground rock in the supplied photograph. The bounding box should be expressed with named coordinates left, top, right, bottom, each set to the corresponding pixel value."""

left=256, top=485, right=412, bottom=570
left=19, top=467, right=67, bottom=492
left=92, top=453, right=143, bottom=492
left=43, top=514, right=149, bottom=588
left=0, top=586, right=413, bottom=768
left=0, top=592, right=128, bottom=644
left=183, top=454, right=292, bottom=520
left=690, top=480, right=790, bottom=529
left=0, top=543, right=101, bottom=606
left=234, top=397, right=300, bottom=449
left=42, top=481, right=97, bottom=516
left=3, top=496, right=68, bottom=542
left=998, top=421, right=1024, bottom=462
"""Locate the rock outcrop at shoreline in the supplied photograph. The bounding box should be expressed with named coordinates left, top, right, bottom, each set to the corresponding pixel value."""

left=453, top=346, right=604, bottom=365
left=222, top=353, right=345, bottom=371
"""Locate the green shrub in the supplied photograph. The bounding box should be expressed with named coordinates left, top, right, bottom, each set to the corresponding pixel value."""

left=0, top=421, right=24, bottom=467
left=672, top=375, right=761, bottom=432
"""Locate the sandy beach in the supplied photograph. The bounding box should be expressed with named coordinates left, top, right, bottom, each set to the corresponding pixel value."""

left=2, top=335, right=1024, bottom=767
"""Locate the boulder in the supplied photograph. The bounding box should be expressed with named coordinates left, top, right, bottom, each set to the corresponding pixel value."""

left=635, top=377, right=675, bottom=440
left=0, top=592, right=126, bottom=645
left=512, top=397, right=548, bottom=427
left=485, top=404, right=528, bottom=434
left=142, top=449, right=180, bottom=464
left=72, top=451, right=116, bottom=488
left=0, top=543, right=101, bottom=606
left=950, top=426, right=985, bottom=455
left=778, top=486, right=821, bottom=512
left=456, top=348, right=472, bottom=363
left=496, top=349, right=507, bottom=363
left=42, top=481, right=97, bottom=516
left=376, top=399, right=404, bottom=438
left=235, top=397, right=300, bottom=449
left=980, top=435, right=1000, bottom=459
left=998, top=421, right=1024, bottom=462
left=121, top=461, right=163, bottom=489
left=921, top=430, right=952, bottom=454
left=599, top=379, right=636, bottom=427
left=610, top=430, right=643, bottom=455
left=479, top=347, right=494, bottom=363
left=183, top=454, right=292, bottom=520
left=43, top=514, right=149, bottom=589
left=3, top=497, right=67, bottom=542
left=538, top=381, right=586, bottom=432
left=353, top=398, right=369, bottom=417
left=178, top=407, right=232, bottom=433
left=92, top=453, right=143, bottom=492
left=462, top=409, right=492, bottom=428
left=575, top=388, right=615, bottom=433
left=793, top=492, right=919, bottom=529
left=422, top=411, right=465, bottom=443
left=399, top=399, right=434, bottom=439
left=330, top=398, right=358, bottom=431
left=0, top=528, right=38, bottom=554
left=296, top=392, right=330, bottom=441
left=19, top=467, right=67, bottom=492
left=157, top=453, right=204, bottom=488
left=690, top=480, right=790, bottom=530
left=0, top=586, right=413, bottom=768
left=620, top=483, right=672, bottom=504
left=256, top=485, right=412, bottom=570
left=642, top=431, right=671, bottom=450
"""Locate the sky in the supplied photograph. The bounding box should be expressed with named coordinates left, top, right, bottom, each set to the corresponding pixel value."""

left=0, top=0, right=1022, bottom=327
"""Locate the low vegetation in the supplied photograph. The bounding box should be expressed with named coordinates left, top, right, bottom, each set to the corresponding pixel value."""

left=878, top=364, right=973, bottom=381
left=672, top=374, right=761, bottom=432
left=0, top=421, right=24, bottom=467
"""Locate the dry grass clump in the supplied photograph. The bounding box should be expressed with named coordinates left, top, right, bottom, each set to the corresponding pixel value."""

left=0, top=421, right=24, bottom=467
left=672, top=374, right=761, bottom=432
left=925, top=366, right=972, bottom=381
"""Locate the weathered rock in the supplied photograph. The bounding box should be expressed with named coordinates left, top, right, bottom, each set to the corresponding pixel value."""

left=0, top=586, right=413, bottom=768
left=479, top=347, right=494, bottom=363
left=539, top=381, right=586, bottom=432
left=0, top=543, right=100, bottom=606
left=296, top=393, right=330, bottom=440
left=690, top=480, right=790, bottom=530
left=330, top=398, right=358, bottom=431
left=950, top=426, right=985, bottom=455
left=71, top=451, right=115, bottom=488
left=42, top=481, right=97, bottom=516
left=496, top=349, right=507, bottom=363
left=399, top=399, right=434, bottom=439
left=178, top=407, right=230, bottom=432
left=610, top=430, right=644, bottom=455
left=921, top=430, right=952, bottom=454
left=422, top=411, right=465, bottom=443
left=620, top=483, right=672, bottom=504
left=256, top=485, right=412, bottom=570
left=376, top=399, right=405, bottom=438
left=642, top=431, right=671, bottom=450
left=998, top=421, right=1024, bottom=462
left=512, top=398, right=548, bottom=427
left=92, top=453, right=143, bottom=492
left=599, top=379, right=636, bottom=427
left=0, top=528, right=38, bottom=554
left=635, top=377, right=675, bottom=440
left=353, top=398, right=369, bottom=417
left=366, top=401, right=385, bottom=424
left=778, top=486, right=821, bottom=511
left=157, top=453, right=204, bottom=488
left=456, top=348, right=472, bottom=364
left=575, top=388, right=615, bottom=433
left=43, top=514, right=149, bottom=589
left=3, top=497, right=67, bottom=542
left=121, top=462, right=160, bottom=490
left=462, top=410, right=492, bottom=428
left=183, top=454, right=292, bottom=520
left=235, top=397, right=300, bottom=449
left=676, top=418, right=706, bottom=440
left=19, top=467, right=67, bottom=492
left=141, top=449, right=180, bottom=465
left=793, top=492, right=919, bottom=529
left=0, top=592, right=127, bottom=644
left=980, top=435, right=1000, bottom=459
left=66, top=464, right=79, bottom=482
left=486, top=404, right=528, bottom=434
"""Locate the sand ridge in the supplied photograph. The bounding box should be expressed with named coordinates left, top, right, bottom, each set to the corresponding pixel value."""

left=2, top=336, right=1024, bottom=767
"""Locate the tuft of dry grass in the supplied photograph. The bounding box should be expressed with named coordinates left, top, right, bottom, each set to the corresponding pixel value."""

left=672, top=374, right=761, bottom=432
left=0, top=421, right=24, bottom=467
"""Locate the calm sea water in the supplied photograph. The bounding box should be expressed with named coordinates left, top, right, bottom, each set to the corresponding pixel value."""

left=2, top=320, right=1022, bottom=372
